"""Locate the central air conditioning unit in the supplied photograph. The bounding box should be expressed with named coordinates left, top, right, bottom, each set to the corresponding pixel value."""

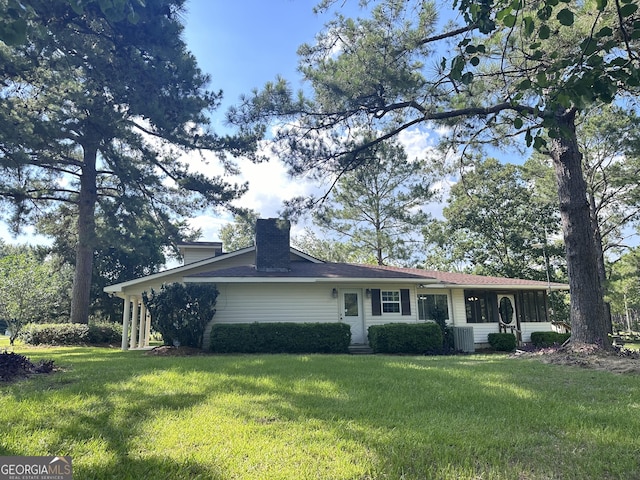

left=453, top=326, right=475, bottom=353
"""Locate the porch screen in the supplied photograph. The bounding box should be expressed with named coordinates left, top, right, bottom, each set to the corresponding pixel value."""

left=464, top=290, right=498, bottom=323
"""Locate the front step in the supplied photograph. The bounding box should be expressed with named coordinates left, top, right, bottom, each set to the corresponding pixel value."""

left=348, top=344, right=373, bottom=355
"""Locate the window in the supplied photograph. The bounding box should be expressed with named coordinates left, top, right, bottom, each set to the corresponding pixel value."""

left=418, top=294, right=449, bottom=322
left=371, top=289, right=411, bottom=316
left=464, top=290, right=498, bottom=323
left=381, top=290, right=400, bottom=313
left=517, top=291, right=548, bottom=322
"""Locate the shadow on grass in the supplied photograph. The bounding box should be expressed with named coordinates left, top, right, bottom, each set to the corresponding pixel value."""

left=3, top=348, right=640, bottom=479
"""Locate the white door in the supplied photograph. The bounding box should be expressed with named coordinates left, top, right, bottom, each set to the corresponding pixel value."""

left=498, top=294, right=521, bottom=342
left=341, top=289, right=365, bottom=344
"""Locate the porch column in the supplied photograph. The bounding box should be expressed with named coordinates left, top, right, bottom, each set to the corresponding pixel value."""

left=130, top=299, right=140, bottom=349
left=144, top=310, right=151, bottom=347
left=138, top=301, right=147, bottom=348
left=121, top=295, right=132, bottom=351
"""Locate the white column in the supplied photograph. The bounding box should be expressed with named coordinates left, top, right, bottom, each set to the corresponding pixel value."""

left=138, top=302, right=146, bottom=348
left=130, top=299, right=140, bottom=349
left=144, top=310, right=151, bottom=347
left=121, top=296, right=131, bottom=350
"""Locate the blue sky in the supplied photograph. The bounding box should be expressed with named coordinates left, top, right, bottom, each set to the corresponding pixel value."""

left=0, top=0, right=444, bottom=246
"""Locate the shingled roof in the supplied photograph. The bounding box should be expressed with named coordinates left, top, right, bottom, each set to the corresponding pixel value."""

left=185, top=262, right=567, bottom=289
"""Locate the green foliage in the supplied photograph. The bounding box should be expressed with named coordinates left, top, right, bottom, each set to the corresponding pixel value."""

left=19, top=322, right=120, bottom=346
left=430, top=158, right=563, bottom=280
left=311, top=136, right=434, bottom=266
left=0, top=0, right=257, bottom=323
left=218, top=209, right=259, bottom=251
left=0, top=250, right=71, bottom=345
left=487, top=333, right=517, bottom=352
left=143, top=283, right=218, bottom=348
left=531, top=331, right=571, bottom=348
left=292, top=228, right=378, bottom=263
left=20, top=323, right=89, bottom=345
left=210, top=322, right=351, bottom=354
left=368, top=323, right=443, bottom=354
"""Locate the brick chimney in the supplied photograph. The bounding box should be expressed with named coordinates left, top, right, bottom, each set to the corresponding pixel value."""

left=255, top=218, right=291, bottom=272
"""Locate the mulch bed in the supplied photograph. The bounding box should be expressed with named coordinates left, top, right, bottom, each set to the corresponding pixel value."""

left=512, top=344, right=640, bottom=374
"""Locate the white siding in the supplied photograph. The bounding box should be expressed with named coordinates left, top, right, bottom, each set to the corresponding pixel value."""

left=213, top=283, right=340, bottom=324
left=521, top=322, right=553, bottom=343
left=363, top=285, right=418, bottom=333
left=449, top=289, right=467, bottom=327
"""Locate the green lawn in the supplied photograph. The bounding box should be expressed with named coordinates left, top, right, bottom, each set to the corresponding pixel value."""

left=1, top=343, right=639, bottom=479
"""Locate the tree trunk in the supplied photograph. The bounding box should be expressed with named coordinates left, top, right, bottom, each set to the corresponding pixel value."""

left=588, top=192, right=613, bottom=334
left=548, top=108, right=610, bottom=349
left=70, top=143, right=98, bottom=324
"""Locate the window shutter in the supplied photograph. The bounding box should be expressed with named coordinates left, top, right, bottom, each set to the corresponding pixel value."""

left=401, top=289, right=411, bottom=315
left=371, top=289, right=381, bottom=316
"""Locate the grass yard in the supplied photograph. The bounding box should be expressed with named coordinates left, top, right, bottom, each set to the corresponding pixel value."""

left=1, top=343, right=640, bottom=479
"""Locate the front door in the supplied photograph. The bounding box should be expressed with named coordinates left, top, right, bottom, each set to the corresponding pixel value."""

left=341, top=289, right=365, bottom=344
left=498, top=294, right=521, bottom=343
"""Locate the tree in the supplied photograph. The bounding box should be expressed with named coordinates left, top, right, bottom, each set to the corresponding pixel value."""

left=37, top=200, right=198, bottom=323
left=432, top=158, right=563, bottom=279
left=0, top=0, right=257, bottom=323
left=608, top=248, right=640, bottom=332
left=218, top=210, right=260, bottom=251
left=292, top=228, right=378, bottom=263
left=0, top=250, right=68, bottom=345
left=230, top=0, right=640, bottom=349
left=312, top=137, right=434, bottom=266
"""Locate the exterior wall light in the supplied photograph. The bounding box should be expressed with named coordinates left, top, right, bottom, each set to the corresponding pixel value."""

left=332, top=288, right=338, bottom=298
left=365, top=289, right=371, bottom=298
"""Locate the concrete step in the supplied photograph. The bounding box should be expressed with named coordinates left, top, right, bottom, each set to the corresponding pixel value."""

left=348, top=344, right=373, bottom=355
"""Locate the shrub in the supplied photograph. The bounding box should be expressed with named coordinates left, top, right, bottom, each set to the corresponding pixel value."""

left=19, top=323, right=89, bottom=345
left=210, top=323, right=351, bottom=354
left=531, top=331, right=571, bottom=348
left=87, top=322, right=122, bottom=344
left=488, top=333, right=516, bottom=352
left=143, top=283, right=218, bottom=348
left=368, top=323, right=443, bottom=354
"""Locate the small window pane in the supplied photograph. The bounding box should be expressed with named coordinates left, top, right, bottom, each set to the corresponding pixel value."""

left=344, top=293, right=358, bottom=317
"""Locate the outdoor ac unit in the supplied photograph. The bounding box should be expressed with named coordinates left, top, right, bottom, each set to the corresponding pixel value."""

left=453, top=326, right=475, bottom=353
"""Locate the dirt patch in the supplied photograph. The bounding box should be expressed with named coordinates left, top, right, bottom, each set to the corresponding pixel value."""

left=512, top=344, right=640, bottom=374
left=144, top=345, right=207, bottom=356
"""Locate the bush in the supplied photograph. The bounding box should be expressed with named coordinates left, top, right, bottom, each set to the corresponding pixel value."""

left=210, top=323, right=351, bottom=354
left=19, top=323, right=89, bottom=345
left=143, top=283, right=218, bottom=348
left=488, top=333, right=517, bottom=352
left=531, top=331, right=571, bottom=348
left=87, top=322, right=122, bottom=344
left=19, top=322, right=122, bottom=346
left=368, top=323, right=443, bottom=354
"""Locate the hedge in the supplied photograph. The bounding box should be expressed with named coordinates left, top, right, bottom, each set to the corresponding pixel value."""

left=19, top=322, right=122, bottom=346
left=210, top=322, right=351, bottom=353
left=367, top=323, right=443, bottom=354
left=487, top=332, right=517, bottom=352
left=530, top=331, right=571, bottom=348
